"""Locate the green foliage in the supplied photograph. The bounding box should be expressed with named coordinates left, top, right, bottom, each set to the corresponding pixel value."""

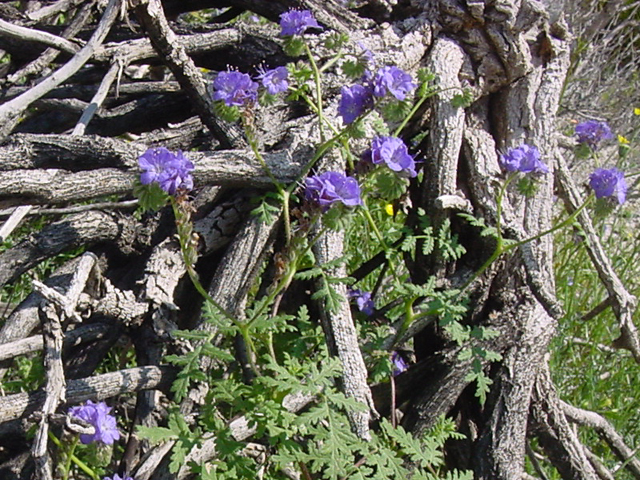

left=213, top=100, right=241, bottom=123
left=324, top=32, right=349, bottom=50
left=380, top=99, right=413, bottom=124
left=251, top=191, right=282, bottom=224
left=133, top=181, right=169, bottom=214
left=342, top=59, right=367, bottom=79
left=283, top=36, right=306, bottom=57
left=450, top=88, right=473, bottom=108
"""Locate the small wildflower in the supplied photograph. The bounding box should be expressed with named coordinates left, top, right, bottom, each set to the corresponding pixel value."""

left=369, top=136, right=417, bottom=177
left=68, top=400, right=120, bottom=445
left=499, top=144, right=548, bottom=174
left=385, top=203, right=394, bottom=216
left=618, top=135, right=629, bottom=144
left=348, top=288, right=374, bottom=316
left=589, top=167, right=627, bottom=205
left=212, top=70, right=258, bottom=107
left=634, top=107, right=640, bottom=116
left=338, top=84, right=373, bottom=124
left=575, top=120, right=614, bottom=149
left=391, top=351, right=408, bottom=376
left=373, top=66, right=416, bottom=101
left=138, top=147, right=194, bottom=195
left=305, top=171, right=362, bottom=209
left=279, top=9, right=320, bottom=36
left=257, top=66, right=289, bottom=95
left=104, top=475, right=134, bottom=480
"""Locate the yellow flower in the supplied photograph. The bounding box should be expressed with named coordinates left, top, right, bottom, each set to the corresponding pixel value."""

left=618, top=135, right=630, bottom=144
left=634, top=107, right=640, bottom=116
left=385, top=203, right=394, bottom=216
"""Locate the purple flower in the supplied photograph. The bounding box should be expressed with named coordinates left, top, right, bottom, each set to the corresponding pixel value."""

left=305, top=171, right=362, bottom=209
left=575, top=120, right=614, bottom=149
left=69, top=400, right=120, bottom=445
left=338, top=84, right=373, bottom=124
left=279, top=9, right=320, bottom=36
left=258, top=66, right=289, bottom=95
left=373, top=66, right=416, bottom=101
left=348, top=288, right=374, bottom=315
left=369, top=136, right=417, bottom=177
left=589, top=167, right=627, bottom=205
left=212, top=70, right=258, bottom=107
left=138, top=147, right=194, bottom=195
left=499, top=144, right=548, bottom=174
left=104, top=475, right=134, bottom=480
left=391, top=352, right=408, bottom=376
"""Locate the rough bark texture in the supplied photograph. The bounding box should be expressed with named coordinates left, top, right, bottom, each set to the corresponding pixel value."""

left=0, top=1, right=637, bottom=479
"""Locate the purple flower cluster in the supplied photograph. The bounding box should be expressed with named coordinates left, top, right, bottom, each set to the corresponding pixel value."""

left=348, top=288, right=374, bottom=315
left=104, top=475, right=134, bottom=480
left=68, top=400, right=120, bottom=445
left=338, top=84, right=374, bottom=124
left=391, top=351, right=408, bottom=376
left=279, top=9, right=320, bottom=36
left=305, top=171, right=362, bottom=209
left=589, top=167, right=627, bottom=205
left=257, top=66, right=289, bottom=95
left=338, top=65, right=415, bottom=125
left=499, top=144, right=548, bottom=174
left=138, top=147, right=194, bottom=195
left=212, top=71, right=258, bottom=107
left=575, top=120, right=614, bottom=149
left=369, top=136, right=417, bottom=177
left=373, top=66, right=416, bottom=101
left=212, top=67, right=289, bottom=107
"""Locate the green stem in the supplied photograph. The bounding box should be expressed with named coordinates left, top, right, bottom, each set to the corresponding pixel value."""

left=505, top=194, right=594, bottom=252
left=170, top=200, right=239, bottom=328
left=48, top=431, right=99, bottom=480
left=61, top=434, right=78, bottom=480
left=247, top=128, right=285, bottom=192
left=458, top=173, right=516, bottom=294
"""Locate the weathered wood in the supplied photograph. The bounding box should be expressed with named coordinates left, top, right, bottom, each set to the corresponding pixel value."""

left=0, top=365, right=176, bottom=424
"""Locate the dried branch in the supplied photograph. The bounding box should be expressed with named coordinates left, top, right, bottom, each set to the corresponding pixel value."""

left=0, top=323, right=111, bottom=362
left=0, top=0, right=122, bottom=140
left=0, top=365, right=176, bottom=424
left=33, top=305, right=66, bottom=480
left=132, top=0, right=243, bottom=149
left=561, top=400, right=640, bottom=479
left=0, top=18, right=80, bottom=54
left=72, top=59, right=124, bottom=135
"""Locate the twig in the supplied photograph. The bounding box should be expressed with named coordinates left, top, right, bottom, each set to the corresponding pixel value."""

left=0, top=199, right=138, bottom=218
left=0, top=205, right=32, bottom=242
left=72, top=59, right=124, bottom=135
left=27, top=0, right=89, bottom=23
left=7, top=1, right=94, bottom=86
left=0, top=18, right=80, bottom=54
left=33, top=304, right=66, bottom=480
left=0, top=0, right=122, bottom=140
left=561, top=400, right=640, bottom=479
left=0, top=323, right=111, bottom=362
left=0, top=365, right=176, bottom=424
